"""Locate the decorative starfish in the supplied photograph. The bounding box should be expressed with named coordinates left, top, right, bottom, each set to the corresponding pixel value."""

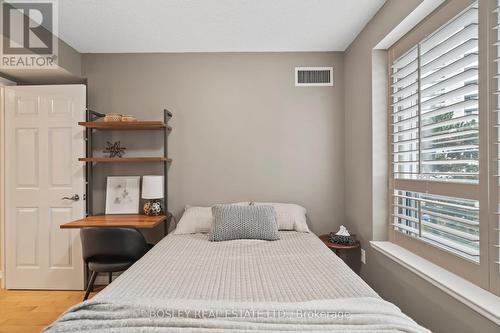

left=103, top=141, right=126, bottom=158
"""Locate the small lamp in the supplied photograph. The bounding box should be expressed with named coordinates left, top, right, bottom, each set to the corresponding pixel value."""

left=141, top=175, right=164, bottom=216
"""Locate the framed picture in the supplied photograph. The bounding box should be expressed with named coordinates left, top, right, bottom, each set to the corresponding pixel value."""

left=105, top=176, right=140, bottom=214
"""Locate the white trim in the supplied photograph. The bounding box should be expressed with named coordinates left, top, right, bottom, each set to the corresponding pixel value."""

left=1, top=80, right=16, bottom=288
left=370, top=241, right=500, bottom=325
left=0, top=86, right=7, bottom=289
left=375, top=0, right=446, bottom=49
left=294, top=67, right=333, bottom=87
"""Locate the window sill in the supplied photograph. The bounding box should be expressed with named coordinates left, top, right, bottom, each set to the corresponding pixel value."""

left=370, top=241, right=500, bottom=325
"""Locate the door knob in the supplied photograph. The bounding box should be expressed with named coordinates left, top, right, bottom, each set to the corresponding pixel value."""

left=62, top=194, right=80, bottom=201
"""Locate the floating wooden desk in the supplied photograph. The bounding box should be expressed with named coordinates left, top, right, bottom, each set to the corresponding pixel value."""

left=61, top=213, right=171, bottom=286
left=61, top=214, right=171, bottom=236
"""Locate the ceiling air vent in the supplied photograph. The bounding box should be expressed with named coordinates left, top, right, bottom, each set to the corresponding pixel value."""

left=295, top=67, right=333, bottom=86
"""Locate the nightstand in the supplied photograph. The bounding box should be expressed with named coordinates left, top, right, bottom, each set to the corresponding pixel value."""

left=319, top=234, right=360, bottom=255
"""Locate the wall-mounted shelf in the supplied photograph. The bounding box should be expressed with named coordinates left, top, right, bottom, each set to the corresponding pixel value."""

left=79, top=157, right=172, bottom=163
left=74, top=109, right=172, bottom=287
left=82, top=109, right=172, bottom=228
left=79, top=121, right=171, bottom=131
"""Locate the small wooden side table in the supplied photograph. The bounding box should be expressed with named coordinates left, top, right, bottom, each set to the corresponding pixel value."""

left=319, top=234, right=360, bottom=255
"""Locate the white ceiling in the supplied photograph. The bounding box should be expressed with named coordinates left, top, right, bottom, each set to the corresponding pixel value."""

left=58, top=0, right=386, bottom=53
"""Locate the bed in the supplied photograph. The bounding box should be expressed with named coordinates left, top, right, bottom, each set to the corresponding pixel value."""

left=44, top=231, right=430, bottom=332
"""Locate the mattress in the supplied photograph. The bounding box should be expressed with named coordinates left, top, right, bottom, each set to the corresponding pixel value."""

left=96, top=231, right=377, bottom=302
left=45, top=232, right=430, bottom=332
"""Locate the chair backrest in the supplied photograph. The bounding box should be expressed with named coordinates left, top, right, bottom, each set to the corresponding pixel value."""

left=80, top=228, right=149, bottom=263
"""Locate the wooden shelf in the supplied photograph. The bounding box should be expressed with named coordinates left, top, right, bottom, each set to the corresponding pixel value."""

left=79, top=121, right=171, bottom=131
left=79, top=157, right=172, bottom=163
left=60, top=213, right=172, bottom=229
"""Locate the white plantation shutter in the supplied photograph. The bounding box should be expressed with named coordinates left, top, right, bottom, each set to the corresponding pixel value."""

left=392, top=191, right=480, bottom=262
left=391, top=3, right=481, bottom=263
left=392, top=47, right=420, bottom=178
left=391, top=5, right=479, bottom=183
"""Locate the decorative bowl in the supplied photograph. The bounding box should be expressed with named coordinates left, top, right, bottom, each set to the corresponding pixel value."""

left=328, top=233, right=357, bottom=245
left=121, top=115, right=137, bottom=122
left=104, top=113, right=122, bottom=122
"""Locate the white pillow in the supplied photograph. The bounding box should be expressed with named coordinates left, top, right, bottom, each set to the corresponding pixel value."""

left=174, top=205, right=212, bottom=234
left=252, top=202, right=309, bottom=232
left=174, top=202, right=250, bottom=234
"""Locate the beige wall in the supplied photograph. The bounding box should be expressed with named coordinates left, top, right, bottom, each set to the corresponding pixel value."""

left=344, top=0, right=498, bottom=332
left=82, top=52, right=345, bottom=236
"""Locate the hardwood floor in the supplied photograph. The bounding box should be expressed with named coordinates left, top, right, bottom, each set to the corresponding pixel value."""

left=0, top=288, right=97, bottom=333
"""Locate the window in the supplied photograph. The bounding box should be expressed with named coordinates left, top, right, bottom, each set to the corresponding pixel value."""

left=392, top=191, right=479, bottom=262
left=388, top=1, right=499, bottom=294
left=391, top=2, right=479, bottom=258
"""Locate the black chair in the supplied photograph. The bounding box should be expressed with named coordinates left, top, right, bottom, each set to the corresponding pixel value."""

left=80, top=227, right=151, bottom=301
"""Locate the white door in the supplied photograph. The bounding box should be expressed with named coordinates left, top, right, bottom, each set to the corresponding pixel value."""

left=5, top=85, right=86, bottom=290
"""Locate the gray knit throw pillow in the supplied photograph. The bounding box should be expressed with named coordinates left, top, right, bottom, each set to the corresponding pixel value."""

left=209, top=204, right=280, bottom=241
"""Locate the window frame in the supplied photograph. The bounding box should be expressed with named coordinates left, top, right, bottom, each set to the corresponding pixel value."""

left=386, top=0, right=497, bottom=293
left=489, top=0, right=500, bottom=296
